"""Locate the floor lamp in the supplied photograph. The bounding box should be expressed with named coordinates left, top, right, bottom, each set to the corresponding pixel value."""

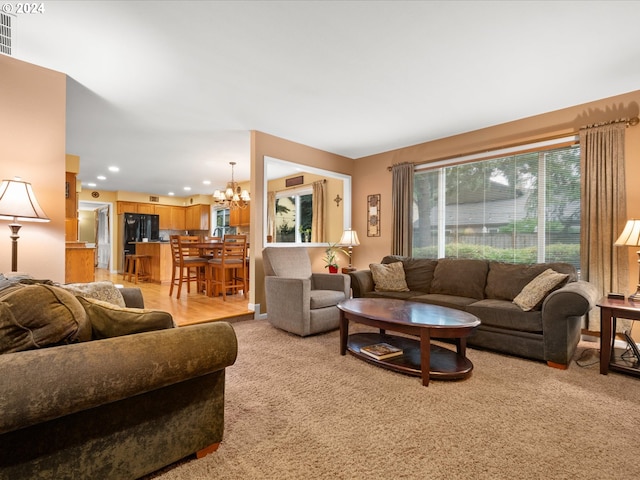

left=614, top=219, right=640, bottom=301
left=0, top=178, right=50, bottom=272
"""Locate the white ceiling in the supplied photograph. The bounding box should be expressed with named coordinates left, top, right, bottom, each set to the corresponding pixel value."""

left=7, top=1, right=640, bottom=196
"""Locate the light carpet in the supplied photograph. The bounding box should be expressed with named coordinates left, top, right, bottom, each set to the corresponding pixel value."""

left=146, top=319, right=640, bottom=480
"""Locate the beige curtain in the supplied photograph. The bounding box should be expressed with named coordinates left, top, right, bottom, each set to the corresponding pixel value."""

left=312, top=180, right=326, bottom=242
left=391, top=162, right=414, bottom=256
left=580, top=121, right=629, bottom=331
left=266, top=191, right=276, bottom=242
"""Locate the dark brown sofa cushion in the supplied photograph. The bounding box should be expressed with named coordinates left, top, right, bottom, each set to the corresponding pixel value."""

left=382, top=255, right=437, bottom=293
left=0, top=285, right=92, bottom=354
left=430, top=258, right=488, bottom=300
left=485, top=261, right=576, bottom=301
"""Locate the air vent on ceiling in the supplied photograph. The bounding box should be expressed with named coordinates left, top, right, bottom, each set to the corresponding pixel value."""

left=0, top=13, right=12, bottom=56
left=149, top=196, right=159, bottom=203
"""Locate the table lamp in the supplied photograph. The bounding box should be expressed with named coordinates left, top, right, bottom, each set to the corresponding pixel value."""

left=339, top=228, right=360, bottom=273
left=614, top=219, right=640, bottom=301
left=0, top=178, right=50, bottom=272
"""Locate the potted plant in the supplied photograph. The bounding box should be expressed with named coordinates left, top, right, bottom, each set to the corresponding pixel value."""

left=324, top=244, right=339, bottom=273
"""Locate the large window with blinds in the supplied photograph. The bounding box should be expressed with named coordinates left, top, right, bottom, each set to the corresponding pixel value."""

left=412, top=143, right=581, bottom=269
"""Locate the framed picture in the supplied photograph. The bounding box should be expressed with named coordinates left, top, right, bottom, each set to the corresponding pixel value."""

left=367, top=194, right=380, bottom=237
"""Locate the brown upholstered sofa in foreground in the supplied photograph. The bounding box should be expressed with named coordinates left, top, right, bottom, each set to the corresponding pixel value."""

left=0, top=278, right=238, bottom=479
left=349, top=256, right=600, bottom=369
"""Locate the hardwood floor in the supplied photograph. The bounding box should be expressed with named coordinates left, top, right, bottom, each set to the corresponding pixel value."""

left=96, top=269, right=254, bottom=327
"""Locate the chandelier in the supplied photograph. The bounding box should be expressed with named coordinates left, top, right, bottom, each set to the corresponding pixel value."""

left=213, top=161, right=250, bottom=209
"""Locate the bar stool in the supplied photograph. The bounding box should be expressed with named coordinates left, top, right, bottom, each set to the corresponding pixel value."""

left=124, top=254, right=151, bottom=284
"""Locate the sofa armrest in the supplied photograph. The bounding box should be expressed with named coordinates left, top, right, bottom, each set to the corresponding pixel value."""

left=348, top=270, right=374, bottom=298
left=0, top=321, right=238, bottom=435
left=118, top=287, right=144, bottom=308
left=542, top=280, right=600, bottom=319
left=312, top=273, right=351, bottom=298
left=541, top=280, right=600, bottom=365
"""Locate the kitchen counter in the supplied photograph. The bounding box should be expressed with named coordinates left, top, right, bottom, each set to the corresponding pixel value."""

left=133, top=242, right=172, bottom=284
left=65, top=243, right=95, bottom=283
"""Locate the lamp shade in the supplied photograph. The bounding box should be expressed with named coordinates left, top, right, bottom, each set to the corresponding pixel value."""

left=339, top=229, right=360, bottom=247
left=615, top=219, right=640, bottom=246
left=0, top=178, right=50, bottom=222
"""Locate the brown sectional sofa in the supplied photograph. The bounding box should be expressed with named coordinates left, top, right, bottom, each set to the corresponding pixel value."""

left=349, top=256, right=600, bottom=368
left=0, top=279, right=238, bottom=479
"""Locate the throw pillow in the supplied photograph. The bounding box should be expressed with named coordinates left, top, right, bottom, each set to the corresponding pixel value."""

left=370, top=262, right=409, bottom=292
left=59, top=281, right=127, bottom=307
left=0, top=284, right=92, bottom=354
left=513, top=269, right=569, bottom=311
left=77, top=296, right=175, bottom=339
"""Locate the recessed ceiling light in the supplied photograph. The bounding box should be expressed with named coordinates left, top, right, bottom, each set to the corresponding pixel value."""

left=97, top=175, right=106, bottom=180
left=108, top=166, right=120, bottom=172
left=168, top=192, right=175, bottom=196
left=203, top=180, right=211, bottom=185
left=184, top=186, right=191, bottom=191
left=87, top=182, right=97, bottom=187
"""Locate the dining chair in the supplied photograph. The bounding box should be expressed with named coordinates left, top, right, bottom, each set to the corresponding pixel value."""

left=169, top=235, right=209, bottom=298
left=207, top=234, right=247, bottom=301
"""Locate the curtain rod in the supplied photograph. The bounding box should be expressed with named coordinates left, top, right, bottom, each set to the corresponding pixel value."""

left=581, top=116, right=639, bottom=130
left=387, top=116, right=640, bottom=171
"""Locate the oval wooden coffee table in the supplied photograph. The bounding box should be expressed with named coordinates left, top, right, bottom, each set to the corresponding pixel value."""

left=338, top=298, right=481, bottom=386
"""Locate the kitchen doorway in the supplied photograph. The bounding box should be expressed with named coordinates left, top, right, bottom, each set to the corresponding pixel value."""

left=79, top=201, right=114, bottom=272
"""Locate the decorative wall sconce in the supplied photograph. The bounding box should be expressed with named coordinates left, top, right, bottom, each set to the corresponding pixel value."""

left=334, top=194, right=342, bottom=207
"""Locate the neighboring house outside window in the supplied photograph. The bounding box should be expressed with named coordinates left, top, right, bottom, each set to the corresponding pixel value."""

left=412, top=142, right=581, bottom=270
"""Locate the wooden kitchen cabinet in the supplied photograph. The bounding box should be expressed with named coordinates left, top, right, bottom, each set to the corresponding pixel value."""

left=185, top=205, right=210, bottom=230
left=117, top=201, right=138, bottom=214
left=229, top=206, right=250, bottom=227
left=171, top=206, right=186, bottom=230
left=155, top=205, right=172, bottom=229
left=65, top=172, right=78, bottom=241
left=137, top=203, right=155, bottom=214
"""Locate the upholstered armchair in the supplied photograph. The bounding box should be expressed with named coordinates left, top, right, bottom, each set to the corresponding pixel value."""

left=262, top=247, right=351, bottom=336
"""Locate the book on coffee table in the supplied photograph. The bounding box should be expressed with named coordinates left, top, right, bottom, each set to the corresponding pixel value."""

left=359, top=342, right=403, bottom=360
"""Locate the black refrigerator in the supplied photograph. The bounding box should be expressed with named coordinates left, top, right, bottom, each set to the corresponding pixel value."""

left=122, top=213, right=160, bottom=256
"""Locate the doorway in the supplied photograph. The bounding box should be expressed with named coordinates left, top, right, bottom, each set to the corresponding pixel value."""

left=79, top=201, right=114, bottom=272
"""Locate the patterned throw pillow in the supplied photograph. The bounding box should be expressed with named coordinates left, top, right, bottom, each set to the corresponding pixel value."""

left=59, top=281, right=126, bottom=307
left=513, top=269, right=569, bottom=311
left=369, top=262, right=409, bottom=292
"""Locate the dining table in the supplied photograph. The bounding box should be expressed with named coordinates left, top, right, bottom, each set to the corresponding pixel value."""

left=188, top=241, right=250, bottom=297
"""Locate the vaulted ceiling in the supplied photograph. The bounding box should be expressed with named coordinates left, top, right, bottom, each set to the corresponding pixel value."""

left=7, top=1, right=640, bottom=195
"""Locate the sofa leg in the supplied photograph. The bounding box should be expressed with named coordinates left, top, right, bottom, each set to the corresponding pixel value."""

left=196, top=442, right=220, bottom=459
left=547, top=361, right=568, bottom=370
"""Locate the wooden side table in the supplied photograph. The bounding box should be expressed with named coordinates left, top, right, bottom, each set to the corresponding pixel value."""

left=598, top=297, right=640, bottom=377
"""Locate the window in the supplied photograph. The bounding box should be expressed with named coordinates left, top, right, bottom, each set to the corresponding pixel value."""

left=274, top=188, right=313, bottom=243
left=412, top=143, right=581, bottom=269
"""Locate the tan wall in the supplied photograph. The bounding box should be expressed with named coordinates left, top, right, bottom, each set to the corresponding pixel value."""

left=352, top=89, right=640, bottom=290
left=250, top=131, right=354, bottom=312
left=0, top=55, right=66, bottom=281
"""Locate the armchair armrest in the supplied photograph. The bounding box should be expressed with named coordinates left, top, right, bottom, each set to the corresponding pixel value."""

left=312, top=273, right=351, bottom=298
left=0, top=321, right=238, bottom=435
left=348, top=270, right=374, bottom=298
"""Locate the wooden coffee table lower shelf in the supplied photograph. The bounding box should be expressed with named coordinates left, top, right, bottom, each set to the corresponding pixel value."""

left=338, top=298, right=480, bottom=386
left=347, top=332, right=474, bottom=381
